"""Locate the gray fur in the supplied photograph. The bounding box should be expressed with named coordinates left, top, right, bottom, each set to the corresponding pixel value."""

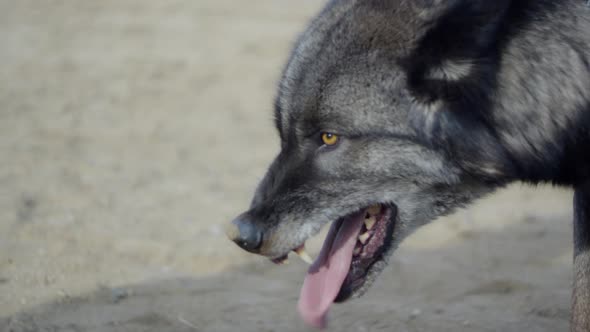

left=229, top=0, right=590, bottom=329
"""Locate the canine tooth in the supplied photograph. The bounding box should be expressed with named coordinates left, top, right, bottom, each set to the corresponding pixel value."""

left=364, top=216, right=376, bottom=230
left=294, top=247, right=313, bottom=265
left=358, top=232, right=370, bottom=244
left=368, top=204, right=381, bottom=216
left=353, top=247, right=361, bottom=255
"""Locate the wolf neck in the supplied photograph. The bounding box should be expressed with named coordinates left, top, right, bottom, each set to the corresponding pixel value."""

left=486, top=3, right=590, bottom=185
left=415, top=0, right=590, bottom=186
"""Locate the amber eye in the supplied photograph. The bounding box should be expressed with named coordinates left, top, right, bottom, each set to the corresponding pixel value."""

left=321, top=132, right=339, bottom=146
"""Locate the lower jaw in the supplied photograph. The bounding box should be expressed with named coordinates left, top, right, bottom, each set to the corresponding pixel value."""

left=334, top=277, right=365, bottom=302
left=296, top=203, right=398, bottom=329
left=334, top=203, right=397, bottom=302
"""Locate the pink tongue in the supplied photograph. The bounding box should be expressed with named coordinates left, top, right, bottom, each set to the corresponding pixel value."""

left=298, top=212, right=365, bottom=329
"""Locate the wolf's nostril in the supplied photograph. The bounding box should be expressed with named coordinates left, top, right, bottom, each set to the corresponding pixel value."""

left=226, top=216, right=263, bottom=253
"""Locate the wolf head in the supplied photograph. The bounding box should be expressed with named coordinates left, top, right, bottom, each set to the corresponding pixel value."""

left=227, top=0, right=523, bottom=327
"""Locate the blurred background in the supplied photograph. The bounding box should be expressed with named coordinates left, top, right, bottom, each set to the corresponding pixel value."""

left=0, top=1, right=576, bottom=331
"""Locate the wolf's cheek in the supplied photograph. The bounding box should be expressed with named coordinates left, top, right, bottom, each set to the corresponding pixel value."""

left=313, top=138, right=356, bottom=176
left=315, top=140, right=403, bottom=181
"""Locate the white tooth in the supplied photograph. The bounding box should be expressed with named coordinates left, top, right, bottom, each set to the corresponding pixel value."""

left=294, top=247, right=313, bottom=265
left=368, top=204, right=381, bottom=216
left=364, top=216, right=376, bottom=230
left=353, top=247, right=361, bottom=256
left=358, top=232, right=370, bottom=244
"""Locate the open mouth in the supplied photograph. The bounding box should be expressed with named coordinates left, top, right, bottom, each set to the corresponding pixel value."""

left=278, top=203, right=397, bottom=328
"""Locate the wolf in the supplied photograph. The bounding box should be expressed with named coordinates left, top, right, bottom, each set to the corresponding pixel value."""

left=226, top=0, right=590, bottom=330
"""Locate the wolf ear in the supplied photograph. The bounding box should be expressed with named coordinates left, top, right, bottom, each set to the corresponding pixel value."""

left=401, top=0, right=512, bottom=103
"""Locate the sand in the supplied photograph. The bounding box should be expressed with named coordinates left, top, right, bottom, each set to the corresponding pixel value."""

left=0, top=1, right=576, bottom=331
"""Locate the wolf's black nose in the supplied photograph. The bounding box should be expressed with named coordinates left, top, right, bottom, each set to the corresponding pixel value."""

left=225, top=215, right=262, bottom=253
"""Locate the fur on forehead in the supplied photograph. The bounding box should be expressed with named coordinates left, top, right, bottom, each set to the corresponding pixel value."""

left=273, top=0, right=515, bottom=132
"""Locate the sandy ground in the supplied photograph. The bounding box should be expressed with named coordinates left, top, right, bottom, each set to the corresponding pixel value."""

left=0, top=1, right=577, bottom=331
